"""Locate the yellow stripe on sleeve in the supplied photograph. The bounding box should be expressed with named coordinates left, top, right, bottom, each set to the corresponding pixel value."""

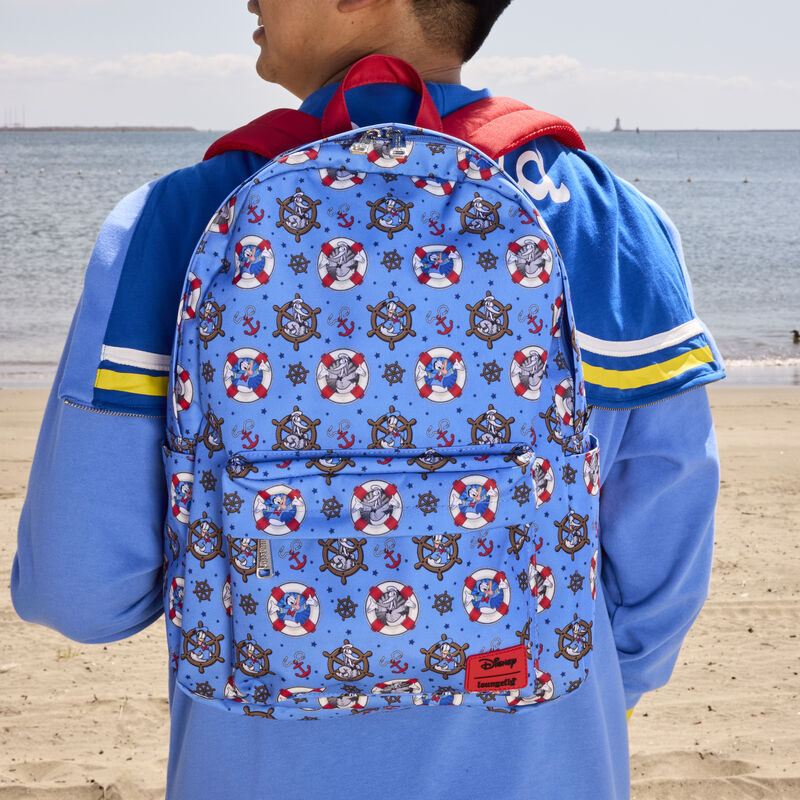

left=582, top=346, right=715, bottom=391
left=94, top=369, right=169, bottom=397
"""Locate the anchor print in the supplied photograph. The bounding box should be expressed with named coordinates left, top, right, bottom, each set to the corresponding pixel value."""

left=327, top=420, right=355, bottom=449
left=232, top=419, right=259, bottom=450
left=328, top=203, right=354, bottom=229
left=426, top=419, right=454, bottom=447
left=520, top=419, right=538, bottom=447
left=374, top=538, right=401, bottom=569
left=425, top=304, right=453, bottom=335
left=247, top=194, right=264, bottom=224
left=233, top=305, right=261, bottom=336
left=278, top=540, right=307, bottom=570
left=519, top=304, right=544, bottom=334
left=380, top=651, right=409, bottom=674
left=510, top=206, right=534, bottom=225
left=327, top=306, right=355, bottom=337
left=423, top=210, right=446, bottom=236
left=471, top=535, right=494, bottom=557
left=283, top=651, right=311, bottom=679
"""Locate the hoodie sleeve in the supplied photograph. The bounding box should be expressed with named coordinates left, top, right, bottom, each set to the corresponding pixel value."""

left=596, top=387, right=719, bottom=709
left=11, top=184, right=168, bottom=643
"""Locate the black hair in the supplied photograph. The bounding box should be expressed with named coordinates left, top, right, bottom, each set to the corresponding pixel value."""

left=410, top=0, right=513, bottom=62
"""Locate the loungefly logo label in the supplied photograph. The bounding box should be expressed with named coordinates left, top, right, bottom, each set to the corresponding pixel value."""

left=464, top=643, right=528, bottom=692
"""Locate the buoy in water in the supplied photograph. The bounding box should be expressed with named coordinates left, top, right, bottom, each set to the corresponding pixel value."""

left=792, top=329, right=800, bottom=344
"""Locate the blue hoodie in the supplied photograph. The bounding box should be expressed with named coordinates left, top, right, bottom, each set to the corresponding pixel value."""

left=11, top=81, right=722, bottom=799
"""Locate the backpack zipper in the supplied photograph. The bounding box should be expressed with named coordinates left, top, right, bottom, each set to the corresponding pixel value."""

left=63, top=398, right=164, bottom=419
left=349, top=127, right=411, bottom=158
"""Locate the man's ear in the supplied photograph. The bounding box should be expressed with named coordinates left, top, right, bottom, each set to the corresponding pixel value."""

left=337, top=0, right=386, bottom=11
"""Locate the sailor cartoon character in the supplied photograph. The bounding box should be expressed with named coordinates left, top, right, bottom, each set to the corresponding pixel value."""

left=285, top=408, right=313, bottom=449
left=463, top=568, right=511, bottom=623
left=168, top=576, right=185, bottom=626
left=170, top=473, right=193, bottom=523
left=316, top=349, right=369, bottom=403
left=319, top=166, right=366, bottom=189
left=190, top=630, right=214, bottom=663
left=554, top=377, right=576, bottom=426
left=476, top=293, right=504, bottom=337
left=223, top=348, right=271, bottom=402
left=426, top=535, right=449, bottom=568
left=317, top=237, right=367, bottom=289
left=449, top=476, right=498, bottom=529
left=233, top=236, right=274, bottom=288
left=466, top=194, right=497, bottom=232
left=415, top=348, right=466, bottom=402
left=532, top=457, right=554, bottom=506
left=412, top=244, right=462, bottom=287
left=192, top=517, right=218, bottom=557
left=351, top=481, right=402, bottom=534
left=378, top=300, right=405, bottom=338
left=456, top=146, right=499, bottom=181
left=234, top=538, right=257, bottom=571
left=329, top=539, right=359, bottom=572
left=584, top=448, right=599, bottom=496
left=478, top=407, right=505, bottom=444
left=268, top=583, right=319, bottom=635
left=223, top=677, right=246, bottom=702
left=198, top=300, right=221, bottom=339
left=253, top=485, right=305, bottom=535
left=208, top=196, right=235, bottom=234
left=336, top=641, right=365, bottom=680
left=365, top=582, right=418, bottom=634
left=510, top=346, right=547, bottom=400
left=506, top=234, right=554, bottom=287
left=288, top=190, right=313, bottom=227
left=378, top=414, right=403, bottom=448
left=372, top=678, right=423, bottom=694
left=285, top=296, right=313, bottom=338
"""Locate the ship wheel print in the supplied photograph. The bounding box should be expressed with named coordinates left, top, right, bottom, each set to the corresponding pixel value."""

left=554, top=510, right=590, bottom=560
left=272, top=406, right=320, bottom=450
left=506, top=523, right=533, bottom=560
left=465, top=291, right=512, bottom=349
left=318, top=538, right=368, bottom=584
left=368, top=405, right=417, bottom=449
left=187, top=512, right=224, bottom=567
left=406, top=448, right=457, bottom=478
left=323, top=639, right=373, bottom=682
left=181, top=622, right=225, bottom=674
left=539, top=403, right=564, bottom=448
left=455, top=192, right=505, bottom=240
left=276, top=188, right=321, bottom=242
left=555, top=614, right=593, bottom=668
left=420, top=634, right=469, bottom=676
left=273, top=293, right=321, bottom=351
left=226, top=453, right=258, bottom=480
left=468, top=404, right=514, bottom=445
left=366, top=291, right=416, bottom=350
left=200, top=410, right=224, bottom=457
left=234, top=633, right=274, bottom=678
left=366, top=194, right=414, bottom=239
left=197, top=298, right=226, bottom=349
left=227, top=535, right=257, bottom=581
left=413, top=532, right=462, bottom=580
left=306, top=453, right=356, bottom=485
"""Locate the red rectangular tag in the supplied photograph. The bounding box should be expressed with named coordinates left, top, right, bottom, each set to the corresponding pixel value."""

left=465, top=644, right=529, bottom=693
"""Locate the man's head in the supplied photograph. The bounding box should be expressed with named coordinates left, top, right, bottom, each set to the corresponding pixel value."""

left=248, top=0, right=512, bottom=99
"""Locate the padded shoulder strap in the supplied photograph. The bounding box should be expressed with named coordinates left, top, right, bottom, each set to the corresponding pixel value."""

left=204, top=96, right=585, bottom=163
left=203, top=108, right=322, bottom=162
left=442, top=97, right=585, bottom=158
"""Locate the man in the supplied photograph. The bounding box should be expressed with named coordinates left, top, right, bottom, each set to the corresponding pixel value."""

left=12, top=1, right=723, bottom=797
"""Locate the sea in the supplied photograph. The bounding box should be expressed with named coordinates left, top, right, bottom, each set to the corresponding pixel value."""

left=0, top=129, right=798, bottom=388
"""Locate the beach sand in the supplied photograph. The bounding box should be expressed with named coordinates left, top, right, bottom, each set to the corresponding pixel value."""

left=0, top=386, right=798, bottom=799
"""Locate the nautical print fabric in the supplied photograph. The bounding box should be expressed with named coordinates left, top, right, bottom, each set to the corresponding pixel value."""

left=162, top=124, right=600, bottom=718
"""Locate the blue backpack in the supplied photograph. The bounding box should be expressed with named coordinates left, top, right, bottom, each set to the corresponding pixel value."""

left=162, top=56, right=599, bottom=719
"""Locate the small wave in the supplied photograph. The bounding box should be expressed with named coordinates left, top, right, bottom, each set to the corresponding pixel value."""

left=724, top=357, right=800, bottom=368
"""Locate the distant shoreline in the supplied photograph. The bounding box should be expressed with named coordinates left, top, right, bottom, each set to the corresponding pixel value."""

left=0, top=126, right=197, bottom=132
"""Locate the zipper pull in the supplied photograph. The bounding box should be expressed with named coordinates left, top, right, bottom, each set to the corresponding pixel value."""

left=388, top=128, right=409, bottom=159
left=350, top=128, right=381, bottom=155
left=256, top=539, right=274, bottom=579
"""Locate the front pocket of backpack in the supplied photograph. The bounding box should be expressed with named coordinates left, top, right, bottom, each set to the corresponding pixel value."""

left=218, top=444, right=541, bottom=714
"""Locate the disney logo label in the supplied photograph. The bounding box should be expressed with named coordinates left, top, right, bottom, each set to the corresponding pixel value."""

left=479, top=655, right=517, bottom=671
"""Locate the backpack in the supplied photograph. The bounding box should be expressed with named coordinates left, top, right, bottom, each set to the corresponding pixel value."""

left=162, top=55, right=600, bottom=719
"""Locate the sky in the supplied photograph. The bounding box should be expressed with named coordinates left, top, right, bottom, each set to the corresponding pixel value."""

left=1, top=0, right=798, bottom=131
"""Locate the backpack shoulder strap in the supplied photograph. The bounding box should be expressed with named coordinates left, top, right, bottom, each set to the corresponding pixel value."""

left=203, top=108, right=322, bottom=162
left=442, top=96, right=585, bottom=159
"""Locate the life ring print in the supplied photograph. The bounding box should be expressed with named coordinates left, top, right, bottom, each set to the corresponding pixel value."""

left=412, top=245, right=463, bottom=288
left=267, top=583, right=319, bottom=635
left=178, top=272, right=202, bottom=322
left=584, top=448, right=600, bottom=495
left=351, top=480, right=402, bottom=535
left=233, top=236, right=274, bottom=289
left=372, top=678, right=423, bottom=694
left=506, top=234, right=554, bottom=288
left=316, top=348, right=369, bottom=403
left=170, top=472, right=193, bottom=524
left=319, top=166, right=366, bottom=189
left=410, top=175, right=456, bottom=196
left=173, top=364, right=193, bottom=416
left=590, top=550, right=598, bottom=600
left=361, top=134, right=414, bottom=168
left=278, top=686, right=324, bottom=704
left=278, top=144, right=320, bottom=164
left=532, top=456, right=555, bottom=507
left=318, top=693, right=369, bottom=710
left=364, top=581, right=418, bottom=635
left=413, top=692, right=463, bottom=706
left=223, top=575, right=233, bottom=617
left=223, top=348, right=272, bottom=403
left=449, top=475, right=498, bottom=529
left=462, top=568, right=510, bottom=623
left=554, top=377, right=576, bottom=426
left=528, top=556, right=555, bottom=612
left=506, top=669, right=555, bottom=705
left=168, top=576, right=185, bottom=626
left=317, top=237, right=368, bottom=290
left=253, top=484, right=306, bottom=535
left=510, top=346, right=547, bottom=401
left=456, top=146, right=499, bottom=181
left=415, top=347, right=466, bottom=402
left=207, top=195, right=236, bottom=234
